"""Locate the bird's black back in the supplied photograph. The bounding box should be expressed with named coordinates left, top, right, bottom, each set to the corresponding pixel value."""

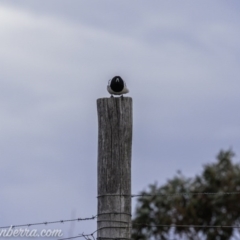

left=110, top=76, right=124, bottom=92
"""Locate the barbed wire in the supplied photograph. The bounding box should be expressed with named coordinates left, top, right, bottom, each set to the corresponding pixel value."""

left=58, top=220, right=240, bottom=240
left=0, top=215, right=97, bottom=230
left=59, top=221, right=240, bottom=240
left=1, top=191, right=239, bottom=238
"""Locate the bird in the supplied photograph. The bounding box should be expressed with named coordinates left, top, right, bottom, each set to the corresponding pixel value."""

left=107, top=76, right=129, bottom=97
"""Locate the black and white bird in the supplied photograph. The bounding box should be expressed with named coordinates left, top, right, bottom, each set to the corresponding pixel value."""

left=107, top=76, right=129, bottom=97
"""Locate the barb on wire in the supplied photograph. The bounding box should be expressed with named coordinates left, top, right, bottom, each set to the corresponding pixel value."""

left=0, top=215, right=97, bottom=230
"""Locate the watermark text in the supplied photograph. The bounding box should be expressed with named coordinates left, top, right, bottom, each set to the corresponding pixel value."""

left=0, top=226, right=63, bottom=238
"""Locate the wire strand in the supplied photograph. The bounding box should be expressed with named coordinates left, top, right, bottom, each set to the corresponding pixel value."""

left=59, top=221, right=240, bottom=240
left=1, top=191, right=240, bottom=238
left=0, top=215, right=97, bottom=230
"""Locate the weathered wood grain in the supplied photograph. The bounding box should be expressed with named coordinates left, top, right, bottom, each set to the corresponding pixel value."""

left=97, top=97, right=132, bottom=239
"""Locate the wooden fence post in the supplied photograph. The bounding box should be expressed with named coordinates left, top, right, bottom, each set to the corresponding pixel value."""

left=97, top=97, right=132, bottom=239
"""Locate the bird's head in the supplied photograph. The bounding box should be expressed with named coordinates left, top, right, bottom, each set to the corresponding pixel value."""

left=109, top=76, right=124, bottom=91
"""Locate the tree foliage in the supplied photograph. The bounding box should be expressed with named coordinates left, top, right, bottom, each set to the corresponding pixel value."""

left=132, top=150, right=240, bottom=240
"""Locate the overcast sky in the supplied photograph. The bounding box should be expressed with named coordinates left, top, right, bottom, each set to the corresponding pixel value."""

left=0, top=0, right=240, bottom=239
